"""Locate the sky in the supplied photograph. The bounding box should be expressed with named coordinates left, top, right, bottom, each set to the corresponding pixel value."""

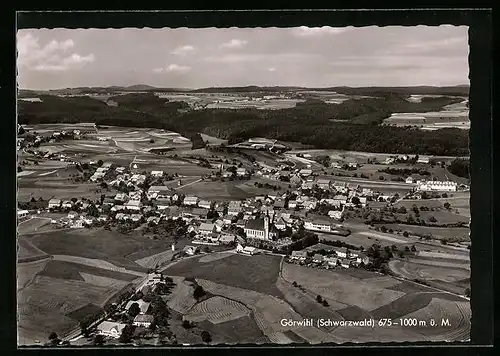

left=17, top=25, right=469, bottom=90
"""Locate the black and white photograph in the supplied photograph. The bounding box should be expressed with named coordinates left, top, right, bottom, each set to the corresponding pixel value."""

left=16, top=17, right=473, bottom=347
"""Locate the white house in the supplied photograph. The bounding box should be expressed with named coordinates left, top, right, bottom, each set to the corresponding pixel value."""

left=198, top=200, right=212, bottom=209
left=236, top=167, right=247, bottom=176
left=62, top=201, right=73, bottom=209
left=325, top=256, right=338, bottom=266
left=328, top=210, right=343, bottom=220
left=356, top=254, right=371, bottom=265
left=405, top=177, right=415, bottom=184
left=183, top=245, right=199, bottom=256
left=147, top=186, right=172, bottom=200
left=133, top=314, right=154, bottom=328
left=304, top=219, right=331, bottom=232
left=340, top=259, right=351, bottom=269
left=335, top=247, right=349, bottom=259
left=219, top=234, right=236, bottom=245
left=67, top=211, right=78, bottom=219
left=288, top=200, right=297, bottom=209
left=417, top=180, right=458, bottom=192
left=385, top=157, right=395, bottom=165
left=130, top=214, right=142, bottom=222
left=151, top=170, right=164, bottom=177
left=125, top=200, right=142, bottom=211
left=97, top=321, right=127, bottom=339
left=198, top=223, right=216, bottom=235
left=299, top=169, right=313, bottom=177
left=242, top=246, right=257, bottom=255
left=316, top=179, right=331, bottom=190
left=17, top=210, right=29, bottom=218
left=417, top=156, right=430, bottom=164
left=183, top=196, right=199, bottom=206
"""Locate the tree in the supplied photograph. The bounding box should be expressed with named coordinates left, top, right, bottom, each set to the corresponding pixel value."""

left=411, top=245, right=417, bottom=252
left=201, top=331, right=212, bottom=343
left=48, top=332, right=58, bottom=342
left=351, top=196, right=360, bottom=205
left=193, top=285, right=206, bottom=300
left=182, top=320, right=192, bottom=329
left=403, top=231, right=409, bottom=238
left=128, top=302, right=141, bottom=317
left=292, top=281, right=297, bottom=287
left=93, top=334, right=105, bottom=346
left=100, top=182, right=108, bottom=189
left=119, top=324, right=134, bottom=343
left=444, top=202, right=451, bottom=210
left=97, top=159, right=103, bottom=167
left=428, top=216, right=437, bottom=223
left=316, top=295, right=323, bottom=303
left=405, top=246, right=410, bottom=252
left=464, top=288, right=471, bottom=298
left=441, top=239, right=448, bottom=245
left=397, top=206, right=407, bottom=214
left=150, top=138, right=155, bottom=143
left=322, top=299, right=329, bottom=307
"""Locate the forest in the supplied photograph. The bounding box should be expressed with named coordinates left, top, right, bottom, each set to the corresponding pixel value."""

left=17, top=92, right=469, bottom=156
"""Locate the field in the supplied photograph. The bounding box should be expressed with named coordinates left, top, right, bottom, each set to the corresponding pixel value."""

left=163, top=254, right=283, bottom=298
left=18, top=177, right=102, bottom=201
left=165, top=276, right=198, bottom=314
left=388, top=260, right=470, bottom=285
left=17, top=235, right=51, bottom=262
left=380, top=223, right=470, bottom=241
left=176, top=180, right=250, bottom=200
left=282, top=264, right=405, bottom=311
left=23, top=228, right=176, bottom=272
left=183, top=296, right=251, bottom=324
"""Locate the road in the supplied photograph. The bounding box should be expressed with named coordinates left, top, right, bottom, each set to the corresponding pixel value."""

left=174, top=178, right=202, bottom=190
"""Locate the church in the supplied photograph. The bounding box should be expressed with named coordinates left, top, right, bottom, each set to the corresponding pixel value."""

left=244, top=213, right=279, bottom=240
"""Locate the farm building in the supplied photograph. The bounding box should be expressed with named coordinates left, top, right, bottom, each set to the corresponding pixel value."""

left=335, top=247, right=349, bottom=259
left=237, top=243, right=257, bottom=255
left=219, top=234, right=236, bottom=245
left=125, top=299, right=151, bottom=315
left=133, top=314, right=154, bottom=328
left=147, top=186, right=173, bottom=199
left=299, top=169, right=313, bottom=177
left=417, top=156, right=430, bottom=164
left=328, top=210, right=342, bottom=220
left=340, top=259, right=351, bottom=269
left=325, top=256, right=338, bottom=266
left=290, top=250, right=307, bottom=261
left=97, top=321, right=127, bottom=339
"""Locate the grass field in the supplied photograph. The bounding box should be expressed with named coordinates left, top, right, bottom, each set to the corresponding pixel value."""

left=40, top=260, right=140, bottom=282
left=17, top=236, right=51, bottom=262
left=17, top=218, right=52, bottom=236
left=282, top=264, right=405, bottom=311
left=17, top=258, right=52, bottom=290
left=163, top=254, right=283, bottom=298
left=380, top=224, right=470, bottom=241
left=24, top=228, right=174, bottom=272
left=388, top=260, right=470, bottom=283
left=184, top=296, right=251, bottom=324
left=176, top=180, right=250, bottom=200
left=17, top=178, right=102, bottom=201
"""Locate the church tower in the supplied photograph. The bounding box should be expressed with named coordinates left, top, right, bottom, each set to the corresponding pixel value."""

left=264, top=213, right=269, bottom=240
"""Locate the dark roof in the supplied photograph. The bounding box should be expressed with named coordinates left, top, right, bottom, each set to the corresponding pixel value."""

left=244, top=218, right=265, bottom=231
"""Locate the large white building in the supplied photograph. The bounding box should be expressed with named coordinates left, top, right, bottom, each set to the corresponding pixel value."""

left=417, top=180, right=458, bottom=192
left=304, top=219, right=332, bottom=232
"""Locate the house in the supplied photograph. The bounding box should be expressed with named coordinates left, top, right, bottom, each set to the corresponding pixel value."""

left=183, top=245, right=199, bottom=256
left=274, top=217, right=287, bottom=230
left=183, top=196, right=199, bottom=206
left=304, top=219, right=331, bottom=232
left=227, top=201, right=242, bottom=215
left=385, top=157, right=395, bottom=165
left=147, top=186, right=173, bottom=200
left=301, top=181, right=315, bottom=190
left=115, top=166, right=126, bottom=174
left=405, top=177, right=415, bottom=184
left=133, top=314, right=154, bottom=328
left=417, top=156, right=430, bottom=164
left=331, top=195, right=348, bottom=207
left=97, top=321, right=127, bottom=339
left=325, top=256, right=338, bottom=266
left=130, top=214, right=142, bottom=222
left=340, top=259, right=351, bottom=269
left=111, top=205, right=125, bottom=212
left=67, top=211, right=78, bottom=219
left=154, top=199, right=171, bottom=210
left=98, top=215, right=108, bottom=222
left=199, top=223, right=216, bottom=235
left=198, top=200, right=212, bottom=209
left=222, top=215, right=234, bottom=225
left=335, top=247, right=349, bottom=259
left=151, top=170, right=164, bottom=177
left=125, top=299, right=151, bottom=315
left=328, top=210, right=343, bottom=220
left=316, top=178, right=331, bottom=190
left=299, top=169, right=313, bottom=177
left=62, top=201, right=73, bottom=209
left=125, top=200, right=142, bottom=211
left=17, top=210, right=29, bottom=218
left=312, top=254, right=325, bottom=264
left=146, top=216, right=161, bottom=225
left=241, top=246, right=257, bottom=255
left=236, top=167, right=247, bottom=176
left=417, top=180, right=458, bottom=192
left=356, top=253, right=371, bottom=265
left=219, top=234, right=236, bottom=245
left=290, top=250, right=307, bottom=261
left=273, top=199, right=285, bottom=209
left=288, top=200, right=297, bottom=209
left=114, top=193, right=128, bottom=203
left=128, top=191, right=142, bottom=201
left=102, top=197, right=115, bottom=206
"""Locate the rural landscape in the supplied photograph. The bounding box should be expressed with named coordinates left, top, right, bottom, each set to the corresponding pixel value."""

left=17, top=25, right=471, bottom=346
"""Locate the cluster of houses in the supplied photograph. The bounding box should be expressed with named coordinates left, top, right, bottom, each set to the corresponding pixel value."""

left=288, top=246, right=371, bottom=269
left=96, top=273, right=164, bottom=339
